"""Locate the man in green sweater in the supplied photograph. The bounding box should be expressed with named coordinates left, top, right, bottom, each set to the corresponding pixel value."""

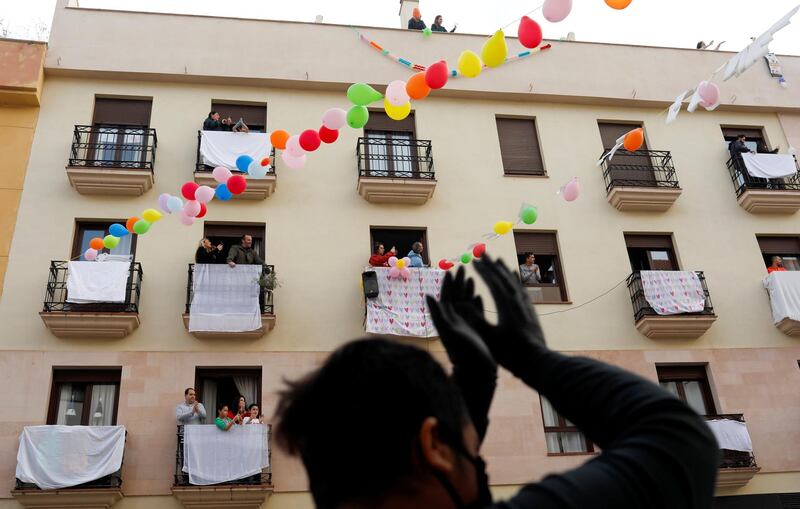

left=227, top=235, right=264, bottom=268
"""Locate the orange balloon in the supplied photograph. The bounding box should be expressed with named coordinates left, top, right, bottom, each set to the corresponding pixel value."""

left=260, top=157, right=271, bottom=167
left=270, top=130, right=290, bottom=150
left=126, top=217, right=140, bottom=233
left=605, top=0, right=632, bottom=9
left=406, top=71, right=431, bottom=100
left=89, top=237, right=104, bottom=250
left=623, top=128, right=644, bottom=152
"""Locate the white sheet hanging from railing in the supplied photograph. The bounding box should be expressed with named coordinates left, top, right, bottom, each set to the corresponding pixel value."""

left=365, top=267, right=442, bottom=338
left=640, top=270, right=705, bottom=315
left=741, top=153, right=798, bottom=179
left=183, top=424, right=269, bottom=485
left=200, top=131, right=272, bottom=170
left=189, top=264, right=262, bottom=332
left=705, top=419, right=753, bottom=452
left=762, top=271, right=800, bottom=324
left=66, top=261, right=130, bottom=303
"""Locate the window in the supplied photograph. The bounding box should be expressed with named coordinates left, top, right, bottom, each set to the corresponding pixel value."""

left=90, top=97, right=153, bottom=164
left=364, top=111, right=418, bottom=177
left=721, top=126, right=772, bottom=153
left=495, top=117, right=545, bottom=175
left=540, top=397, right=593, bottom=454
left=370, top=227, right=428, bottom=266
left=196, top=368, right=262, bottom=424
left=47, top=369, right=121, bottom=426
left=656, top=365, right=715, bottom=415
left=597, top=121, right=655, bottom=184
left=211, top=101, right=267, bottom=132
left=73, top=220, right=137, bottom=261
left=513, top=231, right=568, bottom=303
left=624, top=234, right=678, bottom=271
left=203, top=222, right=266, bottom=262
left=756, top=236, right=800, bottom=271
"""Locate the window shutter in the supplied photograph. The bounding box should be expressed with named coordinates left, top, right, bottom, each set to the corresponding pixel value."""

left=756, top=236, right=800, bottom=254
left=656, top=365, right=708, bottom=381
left=624, top=234, right=674, bottom=249
left=721, top=127, right=765, bottom=140
left=365, top=110, right=416, bottom=132
left=92, top=98, right=152, bottom=126
left=496, top=118, right=544, bottom=175
left=597, top=122, right=646, bottom=150
left=514, top=232, right=558, bottom=255
left=211, top=102, right=267, bottom=130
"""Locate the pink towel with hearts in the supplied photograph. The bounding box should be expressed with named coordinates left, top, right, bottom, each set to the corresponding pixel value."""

left=640, top=270, right=706, bottom=315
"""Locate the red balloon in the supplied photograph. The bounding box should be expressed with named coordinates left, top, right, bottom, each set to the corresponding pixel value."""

left=227, top=175, right=247, bottom=195
left=472, top=243, right=486, bottom=259
left=425, top=60, right=449, bottom=90
left=319, top=126, right=339, bottom=144
left=518, top=16, right=542, bottom=49
left=196, top=202, right=207, bottom=218
left=181, top=182, right=199, bottom=200
left=438, top=259, right=455, bottom=270
left=299, top=129, right=321, bottom=152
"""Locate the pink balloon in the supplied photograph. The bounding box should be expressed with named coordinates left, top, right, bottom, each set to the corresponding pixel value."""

left=281, top=151, right=307, bottom=169
left=543, top=0, right=572, bottom=22
left=212, top=166, right=232, bottom=183
left=698, top=81, right=720, bottom=108
left=184, top=200, right=201, bottom=217
left=285, top=135, right=305, bottom=157
left=158, top=193, right=171, bottom=213
left=562, top=177, right=580, bottom=202
left=84, top=248, right=98, bottom=261
left=194, top=185, right=215, bottom=204
left=389, top=267, right=401, bottom=279
left=322, top=108, right=347, bottom=130
left=180, top=212, right=195, bottom=226
left=388, top=256, right=399, bottom=267
left=400, top=268, right=410, bottom=280
left=386, top=80, right=410, bottom=107
left=402, top=257, right=412, bottom=267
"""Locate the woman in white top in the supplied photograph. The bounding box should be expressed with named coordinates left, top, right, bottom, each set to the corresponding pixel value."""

left=243, top=404, right=262, bottom=424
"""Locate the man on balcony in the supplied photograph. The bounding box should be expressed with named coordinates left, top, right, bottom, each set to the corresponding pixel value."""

left=203, top=111, right=222, bottom=131
left=768, top=256, right=787, bottom=273
left=227, top=235, right=264, bottom=268
left=176, top=388, right=207, bottom=425
left=519, top=253, right=542, bottom=286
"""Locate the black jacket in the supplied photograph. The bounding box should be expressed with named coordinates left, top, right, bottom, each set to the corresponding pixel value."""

left=203, top=118, right=222, bottom=131
left=407, top=18, right=426, bottom=30
left=195, top=246, right=222, bottom=264
left=728, top=139, right=751, bottom=156
left=431, top=23, right=455, bottom=33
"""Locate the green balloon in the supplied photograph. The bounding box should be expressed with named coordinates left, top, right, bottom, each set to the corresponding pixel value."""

left=521, top=206, right=538, bottom=225
left=103, top=234, right=120, bottom=249
left=133, top=219, right=151, bottom=235
left=460, top=253, right=472, bottom=264
left=423, top=27, right=432, bottom=37
left=346, top=83, right=383, bottom=106
left=347, top=105, right=370, bottom=129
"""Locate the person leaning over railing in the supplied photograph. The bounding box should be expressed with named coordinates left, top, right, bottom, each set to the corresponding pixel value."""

left=369, top=242, right=397, bottom=267
left=176, top=387, right=207, bottom=425
left=274, top=256, right=719, bottom=509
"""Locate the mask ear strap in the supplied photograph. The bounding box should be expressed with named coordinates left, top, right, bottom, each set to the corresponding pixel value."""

left=417, top=441, right=467, bottom=509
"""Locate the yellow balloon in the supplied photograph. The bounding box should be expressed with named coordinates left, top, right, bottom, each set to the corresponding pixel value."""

left=384, top=98, right=411, bottom=121
left=493, top=221, right=513, bottom=235
left=481, top=30, right=508, bottom=68
left=396, top=259, right=406, bottom=269
left=458, top=50, right=483, bottom=78
left=142, top=208, right=163, bottom=223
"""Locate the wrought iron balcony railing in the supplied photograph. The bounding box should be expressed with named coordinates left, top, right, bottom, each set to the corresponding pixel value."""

left=726, top=155, right=800, bottom=198
left=600, top=149, right=680, bottom=192
left=42, top=261, right=143, bottom=313
left=357, top=137, right=434, bottom=179
left=703, top=414, right=758, bottom=469
left=626, top=271, right=714, bottom=322
left=16, top=469, right=122, bottom=491
left=174, top=425, right=273, bottom=486
left=185, top=264, right=274, bottom=315
left=69, top=125, right=157, bottom=170
left=195, top=131, right=276, bottom=173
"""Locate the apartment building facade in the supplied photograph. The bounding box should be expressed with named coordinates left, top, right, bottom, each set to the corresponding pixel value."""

left=0, top=1, right=799, bottom=508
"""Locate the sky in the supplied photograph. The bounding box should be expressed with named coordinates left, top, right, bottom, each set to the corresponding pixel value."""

left=1, top=0, right=800, bottom=56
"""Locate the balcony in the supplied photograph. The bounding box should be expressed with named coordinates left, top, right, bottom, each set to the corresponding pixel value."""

left=172, top=425, right=273, bottom=509
left=600, top=149, right=682, bottom=211
left=627, top=271, right=716, bottom=339
left=66, top=125, right=157, bottom=196
left=727, top=156, right=800, bottom=214
left=39, top=261, right=143, bottom=339
left=195, top=132, right=276, bottom=200
left=356, top=137, right=436, bottom=205
left=181, top=264, right=276, bottom=339
left=704, top=414, right=760, bottom=489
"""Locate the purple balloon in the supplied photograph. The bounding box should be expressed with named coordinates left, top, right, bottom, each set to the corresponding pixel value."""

left=158, top=193, right=171, bottom=213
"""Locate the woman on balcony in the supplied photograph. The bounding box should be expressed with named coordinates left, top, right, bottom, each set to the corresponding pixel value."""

left=369, top=242, right=396, bottom=267
left=228, top=395, right=248, bottom=422
left=195, top=238, right=224, bottom=264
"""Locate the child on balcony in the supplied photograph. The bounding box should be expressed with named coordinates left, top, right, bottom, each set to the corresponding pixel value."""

left=243, top=404, right=262, bottom=424
left=215, top=405, right=241, bottom=431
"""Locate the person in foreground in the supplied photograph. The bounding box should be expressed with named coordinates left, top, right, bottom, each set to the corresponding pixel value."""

left=274, top=256, right=719, bottom=509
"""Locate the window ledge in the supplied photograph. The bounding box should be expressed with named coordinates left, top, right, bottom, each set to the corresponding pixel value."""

left=546, top=452, right=598, bottom=457
left=532, top=301, right=572, bottom=305
left=503, top=173, right=549, bottom=178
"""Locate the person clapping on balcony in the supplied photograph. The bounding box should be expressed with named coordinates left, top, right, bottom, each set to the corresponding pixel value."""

left=228, top=395, right=248, bottom=422
left=203, top=111, right=222, bottom=131
left=519, top=253, right=542, bottom=286
left=216, top=404, right=242, bottom=431
left=176, top=387, right=207, bottom=425
left=227, top=235, right=264, bottom=268
left=243, top=404, right=262, bottom=424
left=407, top=242, right=425, bottom=267
left=369, top=242, right=396, bottom=267
left=195, top=238, right=224, bottom=264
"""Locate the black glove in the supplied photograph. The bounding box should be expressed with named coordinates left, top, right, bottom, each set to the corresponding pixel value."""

left=427, top=266, right=496, bottom=443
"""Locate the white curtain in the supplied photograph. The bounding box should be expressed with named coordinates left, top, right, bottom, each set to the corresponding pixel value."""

left=55, top=385, right=84, bottom=426
left=233, top=376, right=258, bottom=408
left=682, top=381, right=708, bottom=415
left=189, top=264, right=262, bottom=332
left=183, top=424, right=269, bottom=485
left=202, top=379, right=218, bottom=425
left=89, top=385, right=116, bottom=426
left=540, top=397, right=587, bottom=453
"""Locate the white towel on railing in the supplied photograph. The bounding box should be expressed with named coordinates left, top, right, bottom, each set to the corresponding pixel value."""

left=189, top=264, right=262, bottom=332
left=762, top=271, right=800, bottom=324
left=66, top=261, right=130, bottom=303
left=16, top=425, right=125, bottom=490
left=200, top=131, right=272, bottom=170
left=705, top=419, right=753, bottom=452
left=741, top=153, right=798, bottom=179
left=640, top=270, right=706, bottom=315
left=183, top=424, right=269, bottom=485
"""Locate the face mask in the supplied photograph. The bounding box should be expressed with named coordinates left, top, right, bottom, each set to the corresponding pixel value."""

left=430, top=441, right=492, bottom=509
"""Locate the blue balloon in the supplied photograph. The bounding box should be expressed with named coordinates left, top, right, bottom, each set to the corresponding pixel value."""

left=215, top=184, right=233, bottom=201
left=236, top=155, right=253, bottom=173
left=109, top=223, right=130, bottom=237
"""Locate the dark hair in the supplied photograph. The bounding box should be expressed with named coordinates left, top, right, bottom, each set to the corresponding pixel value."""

left=236, top=395, right=247, bottom=406
left=435, top=14, right=443, bottom=21
left=525, top=252, right=535, bottom=259
left=696, top=41, right=704, bottom=49
left=241, top=234, right=252, bottom=242
left=275, top=338, right=469, bottom=508
left=208, top=110, right=218, bottom=118
left=412, top=241, right=423, bottom=252
left=738, top=134, right=747, bottom=139
left=373, top=241, right=384, bottom=253
left=248, top=403, right=259, bottom=411
left=217, top=404, right=229, bottom=413
left=184, top=387, right=194, bottom=396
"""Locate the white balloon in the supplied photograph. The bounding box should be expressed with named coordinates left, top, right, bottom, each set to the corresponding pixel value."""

left=386, top=80, right=410, bottom=107
left=249, top=164, right=269, bottom=179
left=285, top=135, right=305, bottom=157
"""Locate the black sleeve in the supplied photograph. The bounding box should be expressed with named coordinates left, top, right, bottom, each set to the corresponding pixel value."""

left=493, top=348, right=719, bottom=509
left=451, top=367, right=495, bottom=444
